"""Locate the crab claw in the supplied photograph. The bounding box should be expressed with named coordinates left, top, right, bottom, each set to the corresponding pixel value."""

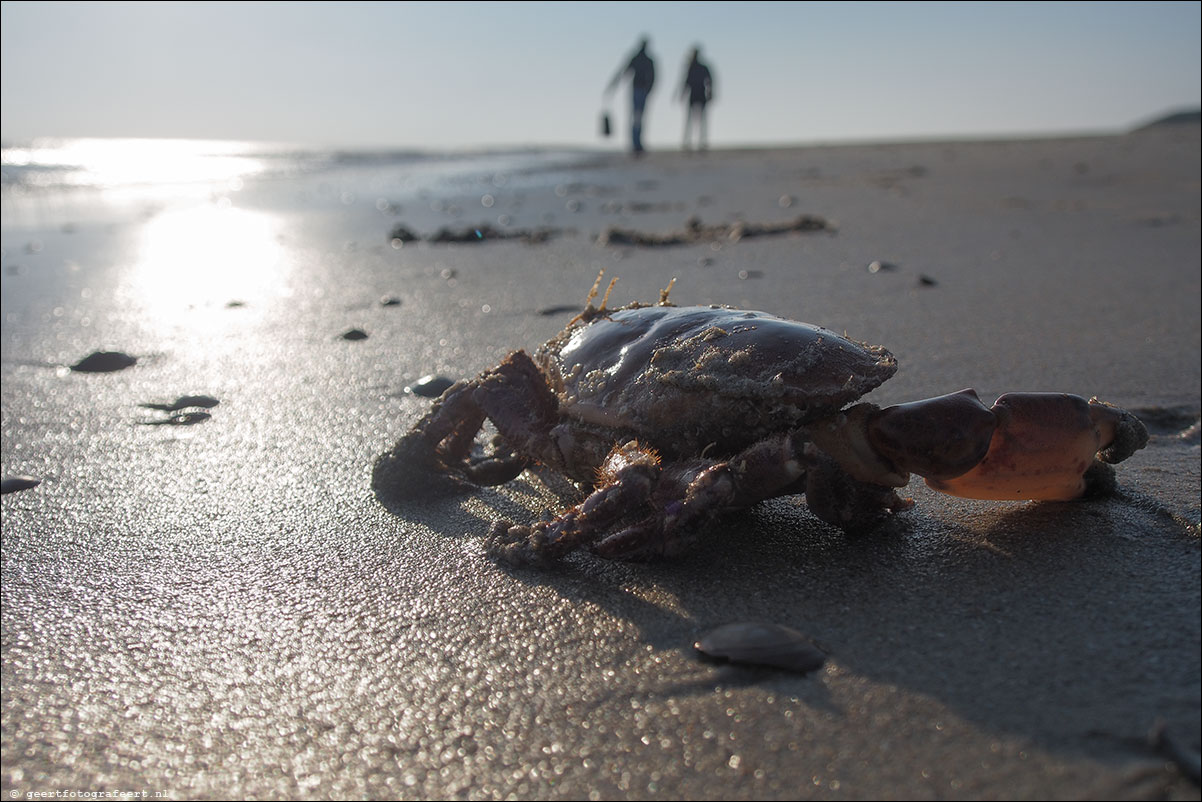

left=899, top=392, right=1148, bottom=501
left=810, top=389, right=1148, bottom=504
left=866, top=389, right=998, bottom=481
left=805, top=389, right=996, bottom=490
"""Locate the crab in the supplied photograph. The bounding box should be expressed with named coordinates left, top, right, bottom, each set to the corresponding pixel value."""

left=372, top=275, right=1149, bottom=565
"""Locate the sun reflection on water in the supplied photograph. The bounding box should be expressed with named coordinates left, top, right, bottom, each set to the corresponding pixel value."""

left=4, top=138, right=271, bottom=189
left=131, top=201, right=286, bottom=324
left=2, top=138, right=289, bottom=231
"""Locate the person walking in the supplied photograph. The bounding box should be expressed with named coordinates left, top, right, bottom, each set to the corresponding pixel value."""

left=606, top=37, right=656, bottom=154
left=680, top=46, right=714, bottom=151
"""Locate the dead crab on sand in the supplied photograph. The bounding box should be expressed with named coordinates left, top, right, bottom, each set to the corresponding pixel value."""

left=373, top=275, right=1148, bottom=564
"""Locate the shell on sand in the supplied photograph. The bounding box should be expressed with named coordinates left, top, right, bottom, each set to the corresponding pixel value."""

left=695, top=622, right=826, bottom=673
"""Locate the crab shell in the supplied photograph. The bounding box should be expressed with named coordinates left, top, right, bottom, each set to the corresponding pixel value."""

left=533, top=304, right=897, bottom=480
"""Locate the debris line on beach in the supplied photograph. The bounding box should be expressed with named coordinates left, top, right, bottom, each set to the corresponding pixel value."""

left=390, top=223, right=560, bottom=246
left=598, top=214, right=834, bottom=248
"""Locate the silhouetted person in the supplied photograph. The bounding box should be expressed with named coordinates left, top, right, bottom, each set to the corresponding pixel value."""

left=680, top=47, right=714, bottom=151
left=606, top=37, right=656, bottom=154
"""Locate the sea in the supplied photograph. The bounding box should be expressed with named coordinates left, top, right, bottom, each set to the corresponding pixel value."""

left=0, top=137, right=603, bottom=235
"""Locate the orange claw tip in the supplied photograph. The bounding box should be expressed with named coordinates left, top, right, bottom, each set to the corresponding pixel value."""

left=927, top=392, right=1136, bottom=502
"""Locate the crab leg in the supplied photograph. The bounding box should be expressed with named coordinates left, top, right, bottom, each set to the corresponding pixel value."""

left=373, top=350, right=562, bottom=499
left=591, top=432, right=833, bottom=559
left=491, top=434, right=808, bottom=563
left=487, top=440, right=662, bottom=565
left=803, top=450, right=914, bottom=534
left=491, top=428, right=914, bottom=563
left=590, top=456, right=750, bottom=560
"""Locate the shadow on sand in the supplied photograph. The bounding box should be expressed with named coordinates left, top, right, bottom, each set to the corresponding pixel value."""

left=372, top=446, right=1199, bottom=782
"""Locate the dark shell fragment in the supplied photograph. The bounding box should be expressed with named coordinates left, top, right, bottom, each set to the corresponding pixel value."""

left=138, top=411, right=212, bottom=426
left=1, top=475, right=42, bottom=494
left=70, top=351, right=137, bottom=373
left=695, top=622, right=826, bottom=673
left=140, top=395, right=220, bottom=412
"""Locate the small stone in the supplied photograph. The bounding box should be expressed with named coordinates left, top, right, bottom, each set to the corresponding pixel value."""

left=380, top=296, right=403, bottom=307
left=341, top=329, right=369, bottom=341
left=406, top=375, right=455, bottom=398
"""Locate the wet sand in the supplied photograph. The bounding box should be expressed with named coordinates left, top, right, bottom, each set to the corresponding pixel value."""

left=2, top=127, right=1200, bottom=800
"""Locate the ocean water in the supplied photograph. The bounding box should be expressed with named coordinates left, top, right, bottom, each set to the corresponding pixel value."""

left=1, top=137, right=602, bottom=233
left=1, top=138, right=613, bottom=352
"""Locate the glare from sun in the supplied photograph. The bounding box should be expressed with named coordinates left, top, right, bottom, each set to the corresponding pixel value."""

left=132, top=202, right=285, bottom=323
left=4, top=138, right=269, bottom=189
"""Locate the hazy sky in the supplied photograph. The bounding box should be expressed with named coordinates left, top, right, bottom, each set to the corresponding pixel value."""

left=2, top=1, right=1199, bottom=150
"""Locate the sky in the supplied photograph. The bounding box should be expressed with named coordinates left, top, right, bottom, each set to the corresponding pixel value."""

left=2, top=1, right=1199, bottom=151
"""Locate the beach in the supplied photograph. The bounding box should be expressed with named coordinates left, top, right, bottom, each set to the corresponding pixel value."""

left=2, top=127, right=1199, bottom=800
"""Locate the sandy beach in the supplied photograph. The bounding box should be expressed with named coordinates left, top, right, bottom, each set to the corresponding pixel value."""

left=2, top=126, right=1199, bottom=800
